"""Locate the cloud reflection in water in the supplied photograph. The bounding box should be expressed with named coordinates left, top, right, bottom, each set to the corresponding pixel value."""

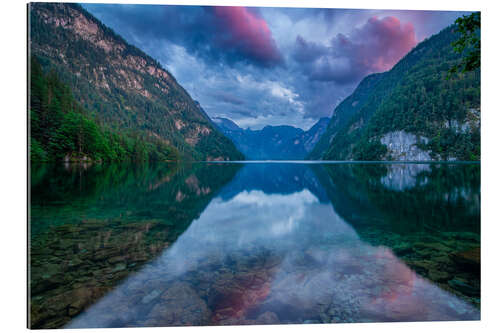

left=67, top=172, right=479, bottom=328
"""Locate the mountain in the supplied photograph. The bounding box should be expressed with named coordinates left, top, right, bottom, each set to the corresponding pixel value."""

left=307, top=74, right=386, bottom=160
left=213, top=117, right=329, bottom=160
left=212, top=117, right=241, bottom=132
left=30, top=56, right=181, bottom=162
left=29, top=3, right=243, bottom=161
left=308, top=25, right=480, bottom=161
left=293, top=117, right=330, bottom=153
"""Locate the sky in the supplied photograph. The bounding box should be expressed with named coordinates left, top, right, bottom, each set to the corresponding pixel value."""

left=82, top=4, right=468, bottom=130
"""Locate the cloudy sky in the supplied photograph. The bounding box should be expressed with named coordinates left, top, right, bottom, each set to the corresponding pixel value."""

left=82, top=3, right=468, bottom=130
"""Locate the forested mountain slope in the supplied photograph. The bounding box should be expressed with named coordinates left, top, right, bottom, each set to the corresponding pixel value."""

left=309, top=25, right=480, bottom=161
left=307, top=73, right=386, bottom=160
left=30, top=57, right=180, bottom=162
left=29, top=3, right=243, bottom=161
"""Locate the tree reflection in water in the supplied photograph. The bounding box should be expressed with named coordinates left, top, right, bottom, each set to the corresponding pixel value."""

left=29, top=162, right=480, bottom=328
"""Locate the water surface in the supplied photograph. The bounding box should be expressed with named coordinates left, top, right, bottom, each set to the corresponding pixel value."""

left=29, top=162, right=480, bottom=328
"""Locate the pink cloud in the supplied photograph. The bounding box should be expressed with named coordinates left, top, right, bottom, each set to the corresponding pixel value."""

left=213, top=7, right=283, bottom=66
left=351, top=16, right=417, bottom=72
left=294, top=16, right=417, bottom=83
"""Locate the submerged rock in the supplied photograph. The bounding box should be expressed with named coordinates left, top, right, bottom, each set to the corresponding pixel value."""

left=448, top=278, right=479, bottom=296
left=428, top=269, right=452, bottom=283
left=451, top=247, right=480, bottom=269
left=146, top=282, right=211, bottom=326
left=29, top=218, right=173, bottom=328
left=141, top=289, right=162, bottom=304
left=255, top=311, right=280, bottom=325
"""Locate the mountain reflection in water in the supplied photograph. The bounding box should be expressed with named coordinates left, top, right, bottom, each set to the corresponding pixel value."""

left=29, top=162, right=480, bottom=328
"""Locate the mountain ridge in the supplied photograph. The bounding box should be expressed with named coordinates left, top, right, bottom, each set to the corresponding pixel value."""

left=214, top=117, right=329, bottom=160
left=29, top=2, right=243, bottom=161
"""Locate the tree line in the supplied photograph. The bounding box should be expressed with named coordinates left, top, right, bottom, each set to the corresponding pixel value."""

left=30, top=56, right=179, bottom=163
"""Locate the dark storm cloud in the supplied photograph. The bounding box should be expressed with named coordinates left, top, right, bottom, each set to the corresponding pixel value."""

left=229, top=107, right=255, bottom=117
left=292, top=36, right=328, bottom=63
left=83, top=4, right=283, bottom=68
left=210, top=91, right=245, bottom=106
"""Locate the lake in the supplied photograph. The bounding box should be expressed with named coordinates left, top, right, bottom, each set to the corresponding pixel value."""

left=29, top=162, right=480, bottom=328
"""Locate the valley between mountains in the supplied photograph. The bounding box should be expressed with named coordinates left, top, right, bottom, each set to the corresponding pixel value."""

left=29, top=3, right=480, bottom=162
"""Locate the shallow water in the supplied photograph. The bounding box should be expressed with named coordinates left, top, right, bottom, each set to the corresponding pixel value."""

left=29, top=162, right=480, bottom=328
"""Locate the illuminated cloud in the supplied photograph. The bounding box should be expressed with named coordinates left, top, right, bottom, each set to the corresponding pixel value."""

left=212, top=6, right=283, bottom=67
left=293, top=16, right=417, bottom=83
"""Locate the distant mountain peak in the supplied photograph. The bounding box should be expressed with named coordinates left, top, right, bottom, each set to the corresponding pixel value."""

left=213, top=117, right=330, bottom=160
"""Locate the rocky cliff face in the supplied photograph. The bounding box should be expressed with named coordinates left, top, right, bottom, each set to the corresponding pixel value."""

left=380, top=131, right=432, bottom=161
left=29, top=3, right=243, bottom=161
left=379, top=106, right=480, bottom=161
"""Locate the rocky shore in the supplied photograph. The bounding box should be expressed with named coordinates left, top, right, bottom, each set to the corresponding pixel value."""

left=30, top=218, right=172, bottom=328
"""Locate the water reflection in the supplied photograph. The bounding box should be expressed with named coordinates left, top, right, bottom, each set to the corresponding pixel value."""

left=29, top=162, right=480, bottom=328
left=380, top=163, right=431, bottom=191
left=29, top=162, right=241, bottom=328
left=315, top=163, right=480, bottom=306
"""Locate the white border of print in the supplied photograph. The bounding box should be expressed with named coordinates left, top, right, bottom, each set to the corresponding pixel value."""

left=1, top=0, right=498, bottom=332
